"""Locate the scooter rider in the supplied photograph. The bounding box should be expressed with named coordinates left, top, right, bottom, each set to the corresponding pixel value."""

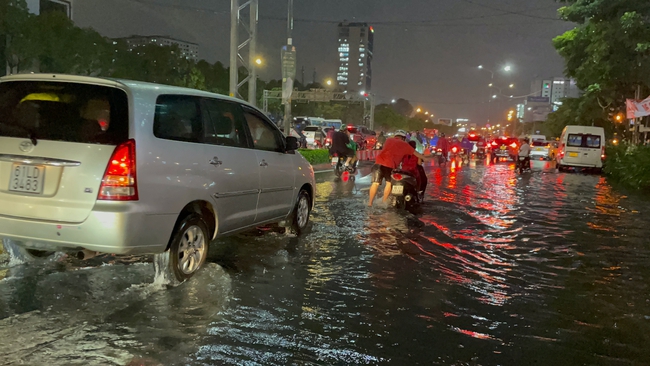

left=368, top=130, right=428, bottom=207
left=329, top=125, right=358, bottom=170
left=518, top=137, right=531, bottom=167
left=436, top=133, right=450, bottom=157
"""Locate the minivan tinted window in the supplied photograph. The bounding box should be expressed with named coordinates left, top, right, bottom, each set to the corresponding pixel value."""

left=0, top=81, right=128, bottom=145
left=567, top=134, right=601, bottom=148
left=154, top=95, right=202, bottom=143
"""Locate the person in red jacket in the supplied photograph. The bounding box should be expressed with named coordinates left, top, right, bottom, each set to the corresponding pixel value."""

left=401, top=141, right=427, bottom=193
left=369, top=130, right=428, bottom=206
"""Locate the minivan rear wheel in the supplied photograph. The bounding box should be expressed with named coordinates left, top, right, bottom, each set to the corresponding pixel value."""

left=165, top=214, right=209, bottom=282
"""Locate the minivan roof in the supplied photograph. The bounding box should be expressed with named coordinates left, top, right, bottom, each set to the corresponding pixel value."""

left=563, top=125, right=605, bottom=134
left=0, top=73, right=258, bottom=110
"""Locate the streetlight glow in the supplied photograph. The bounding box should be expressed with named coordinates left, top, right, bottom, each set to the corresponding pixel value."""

left=488, top=83, right=493, bottom=87
left=425, top=111, right=429, bottom=115
left=492, top=95, right=497, bottom=99
left=325, top=79, right=333, bottom=86
left=416, top=108, right=422, bottom=113
left=504, top=65, right=512, bottom=72
left=478, top=65, right=483, bottom=69
left=255, top=58, right=262, bottom=65
left=509, top=84, right=514, bottom=88
left=391, top=99, right=396, bottom=103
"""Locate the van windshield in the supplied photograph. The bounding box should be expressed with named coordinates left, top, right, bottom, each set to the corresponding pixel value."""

left=0, top=81, right=129, bottom=145
left=568, top=134, right=601, bottom=148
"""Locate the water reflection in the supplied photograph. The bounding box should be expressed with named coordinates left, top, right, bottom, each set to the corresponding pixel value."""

left=1, top=163, right=650, bottom=365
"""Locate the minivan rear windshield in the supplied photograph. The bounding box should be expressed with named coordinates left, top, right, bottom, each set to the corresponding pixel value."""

left=567, top=133, right=601, bottom=148
left=532, top=141, right=547, bottom=147
left=0, top=81, right=129, bottom=145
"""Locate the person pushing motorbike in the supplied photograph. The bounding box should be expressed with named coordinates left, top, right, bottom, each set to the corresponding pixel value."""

left=329, top=125, right=358, bottom=170
left=368, top=130, right=429, bottom=207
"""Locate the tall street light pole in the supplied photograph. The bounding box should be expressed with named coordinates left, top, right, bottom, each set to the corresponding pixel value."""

left=478, top=64, right=512, bottom=126
left=282, top=0, right=295, bottom=136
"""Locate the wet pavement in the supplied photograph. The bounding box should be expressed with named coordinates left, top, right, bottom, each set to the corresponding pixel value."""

left=1, top=158, right=650, bottom=365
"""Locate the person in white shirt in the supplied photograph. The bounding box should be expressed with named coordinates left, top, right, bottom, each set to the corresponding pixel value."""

left=518, top=138, right=531, bottom=157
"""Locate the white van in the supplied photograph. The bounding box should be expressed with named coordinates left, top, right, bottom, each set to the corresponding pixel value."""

left=556, top=125, right=605, bottom=171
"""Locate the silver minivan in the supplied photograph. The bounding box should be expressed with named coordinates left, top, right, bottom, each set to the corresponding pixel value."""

left=0, top=74, right=315, bottom=281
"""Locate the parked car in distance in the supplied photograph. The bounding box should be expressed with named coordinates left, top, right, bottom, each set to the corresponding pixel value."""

left=0, top=73, right=315, bottom=282
left=530, top=140, right=557, bottom=161
left=556, top=125, right=605, bottom=172
left=302, top=126, right=325, bottom=148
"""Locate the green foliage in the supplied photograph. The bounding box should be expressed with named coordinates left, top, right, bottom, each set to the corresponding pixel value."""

left=604, top=143, right=650, bottom=190
left=298, top=149, right=331, bottom=165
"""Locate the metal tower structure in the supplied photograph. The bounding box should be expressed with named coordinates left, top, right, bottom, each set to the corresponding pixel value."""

left=229, top=0, right=258, bottom=106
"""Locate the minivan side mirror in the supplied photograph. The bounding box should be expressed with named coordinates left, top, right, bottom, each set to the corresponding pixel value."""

left=286, top=136, right=299, bottom=152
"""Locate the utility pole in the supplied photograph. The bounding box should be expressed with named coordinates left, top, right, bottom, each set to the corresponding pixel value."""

left=635, top=85, right=641, bottom=145
left=282, top=0, right=295, bottom=136
left=229, top=0, right=237, bottom=98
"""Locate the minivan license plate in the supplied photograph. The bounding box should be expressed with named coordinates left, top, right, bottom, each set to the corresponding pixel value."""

left=569, top=152, right=579, bottom=158
left=9, top=164, right=45, bottom=195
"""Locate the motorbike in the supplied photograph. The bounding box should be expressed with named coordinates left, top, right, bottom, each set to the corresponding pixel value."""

left=517, top=156, right=531, bottom=174
left=331, top=154, right=358, bottom=179
left=390, top=169, right=421, bottom=209
left=435, top=148, right=447, bottom=165
left=449, top=146, right=460, bottom=161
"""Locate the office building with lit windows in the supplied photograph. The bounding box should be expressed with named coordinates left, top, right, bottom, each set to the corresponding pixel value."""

left=336, top=22, right=374, bottom=94
left=531, top=77, right=581, bottom=108
left=117, top=35, right=199, bottom=62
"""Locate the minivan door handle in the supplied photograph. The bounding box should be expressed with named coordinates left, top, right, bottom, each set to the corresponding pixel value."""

left=259, top=159, right=268, bottom=167
left=209, top=157, right=222, bottom=166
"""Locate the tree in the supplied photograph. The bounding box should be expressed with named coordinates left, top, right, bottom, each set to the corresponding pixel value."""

left=554, top=0, right=650, bottom=123
left=391, top=98, right=414, bottom=117
left=374, top=104, right=407, bottom=130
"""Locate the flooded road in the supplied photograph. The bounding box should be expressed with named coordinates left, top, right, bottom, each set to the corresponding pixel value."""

left=2, top=159, right=650, bottom=365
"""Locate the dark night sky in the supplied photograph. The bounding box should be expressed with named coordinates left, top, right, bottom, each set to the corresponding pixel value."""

left=73, top=0, right=574, bottom=124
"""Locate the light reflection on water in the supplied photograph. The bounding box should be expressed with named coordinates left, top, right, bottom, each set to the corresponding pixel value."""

left=1, top=162, right=650, bottom=365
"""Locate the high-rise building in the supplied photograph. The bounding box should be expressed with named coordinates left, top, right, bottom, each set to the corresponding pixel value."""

left=336, top=22, right=374, bottom=94
left=118, top=35, right=199, bottom=62
left=25, top=0, right=73, bottom=18
left=531, top=77, right=581, bottom=108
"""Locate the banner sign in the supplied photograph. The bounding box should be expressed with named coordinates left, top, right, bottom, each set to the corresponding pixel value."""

left=438, top=118, right=452, bottom=126
left=527, top=96, right=550, bottom=103
left=626, top=96, right=650, bottom=119
left=281, top=45, right=297, bottom=104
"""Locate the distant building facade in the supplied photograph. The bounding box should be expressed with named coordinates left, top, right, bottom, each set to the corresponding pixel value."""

left=117, top=35, right=199, bottom=62
left=336, top=22, right=374, bottom=94
left=531, top=77, right=581, bottom=109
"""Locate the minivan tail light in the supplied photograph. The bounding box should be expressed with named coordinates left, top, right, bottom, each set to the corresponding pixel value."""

left=98, top=139, right=138, bottom=201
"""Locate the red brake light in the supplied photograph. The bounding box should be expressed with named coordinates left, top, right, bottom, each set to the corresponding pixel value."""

left=98, top=139, right=138, bottom=201
left=510, top=143, right=517, bottom=148
left=391, top=173, right=403, bottom=181
left=452, top=147, right=458, bottom=153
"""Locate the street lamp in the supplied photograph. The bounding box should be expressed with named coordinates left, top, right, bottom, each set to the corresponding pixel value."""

left=504, top=65, right=512, bottom=72
left=425, top=111, right=429, bottom=115
left=325, top=79, right=333, bottom=86
left=255, top=58, right=263, bottom=65
left=509, top=83, right=515, bottom=88
left=391, top=99, right=396, bottom=103
left=416, top=108, right=422, bottom=113
left=492, top=95, right=497, bottom=99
